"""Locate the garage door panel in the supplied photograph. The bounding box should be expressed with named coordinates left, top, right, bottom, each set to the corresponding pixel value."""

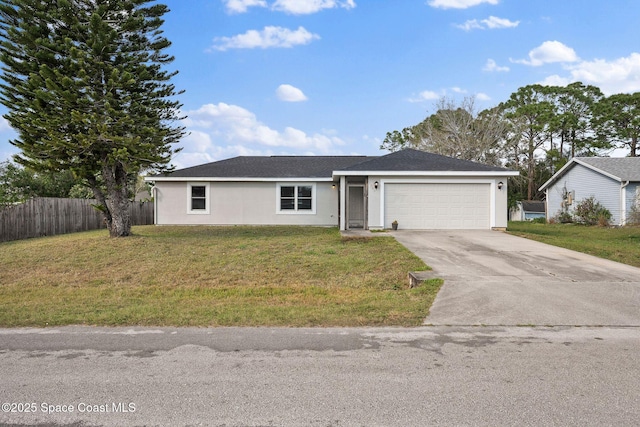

left=385, top=183, right=490, bottom=229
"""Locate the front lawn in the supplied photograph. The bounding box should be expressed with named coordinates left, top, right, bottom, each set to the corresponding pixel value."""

left=507, top=221, right=640, bottom=268
left=0, top=226, right=440, bottom=327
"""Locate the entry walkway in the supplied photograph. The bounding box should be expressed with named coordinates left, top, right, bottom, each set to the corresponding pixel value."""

left=340, top=229, right=393, bottom=238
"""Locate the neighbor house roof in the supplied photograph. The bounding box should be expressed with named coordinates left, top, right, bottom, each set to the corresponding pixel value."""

left=577, top=157, right=640, bottom=181
left=148, top=148, right=518, bottom=182
left=520, top=201, right=545, bottom=213
left=539, top=157, right=640, bottom=191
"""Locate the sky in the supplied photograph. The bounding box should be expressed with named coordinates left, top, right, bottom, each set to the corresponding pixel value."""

left=2, top=0, right=640, bottom=168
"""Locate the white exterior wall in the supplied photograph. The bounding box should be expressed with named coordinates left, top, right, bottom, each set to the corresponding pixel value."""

left=509, top=203, right=524, bottom=221
left=154, top=181, right=339, bottom=226
left=367, top=176, right=383, bottom=229
left=545, top=164, right=622, bottom=224
left=365, top=175, right=509, bottom=230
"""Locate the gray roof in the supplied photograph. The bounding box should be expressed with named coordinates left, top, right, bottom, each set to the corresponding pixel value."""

left=157, top=148, right=513, bottom=179
left=577, top=157, right=640, bottom=181
left=521, top=201, right=545, bottom=213
left=338, top=148, right=511, bottom=172
left=539, top=156, right=640, bottom=191
left=160, top=155, right=376, bottom=178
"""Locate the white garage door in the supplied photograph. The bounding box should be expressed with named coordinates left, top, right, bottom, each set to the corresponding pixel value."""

left=384, top=183, right=490, bottom=229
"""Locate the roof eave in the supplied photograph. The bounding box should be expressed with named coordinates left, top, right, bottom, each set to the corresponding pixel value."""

left=145, top=176, right=334, bottom=182
left=332, top=170, right=519, bottom=179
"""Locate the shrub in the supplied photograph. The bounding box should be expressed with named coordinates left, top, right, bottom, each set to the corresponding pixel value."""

left=530, top=217, right=546, bottom=224
left=597, top=215, right=610, bottom=227
left=555, top=211, right=573, bottom=224
left=573, top=196, right=612, bottom=226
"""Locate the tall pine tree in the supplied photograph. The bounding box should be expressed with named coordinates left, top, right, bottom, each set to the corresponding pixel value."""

left=0, top=0, right=184, bottom=236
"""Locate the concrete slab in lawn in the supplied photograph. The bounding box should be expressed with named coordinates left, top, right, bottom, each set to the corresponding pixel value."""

left=393, top=230, right=640, bottom=326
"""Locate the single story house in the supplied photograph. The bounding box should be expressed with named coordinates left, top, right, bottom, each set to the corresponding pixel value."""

left=539, top=157, right=640, bottom=225
left=509, top=200, right=546, bottom=221
left=146, top=149, right=518, bottom=230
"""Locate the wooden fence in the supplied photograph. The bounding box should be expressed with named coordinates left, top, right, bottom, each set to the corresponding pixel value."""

left=0, top=197, right=154, bottom=243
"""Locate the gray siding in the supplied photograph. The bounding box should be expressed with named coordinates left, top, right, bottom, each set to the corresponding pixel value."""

left=546, top=164, right=622, bottom=224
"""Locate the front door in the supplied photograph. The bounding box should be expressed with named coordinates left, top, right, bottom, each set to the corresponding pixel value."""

left=347, top=185, right=365, bottom=229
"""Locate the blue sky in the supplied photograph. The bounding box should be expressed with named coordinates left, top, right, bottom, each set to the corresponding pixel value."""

left=2, top=0, right=640, bottom=168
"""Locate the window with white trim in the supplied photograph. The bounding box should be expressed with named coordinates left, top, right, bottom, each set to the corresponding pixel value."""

left=277, top=184, right=315, bottom=214
left=187, top=183, right=210, bottom=214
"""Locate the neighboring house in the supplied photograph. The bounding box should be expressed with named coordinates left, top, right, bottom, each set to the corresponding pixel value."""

left=146, top=149, right=518, bottom=230
left=539, top=157, right=640, bottom=225
left=510, top=201, right=546, bottom=221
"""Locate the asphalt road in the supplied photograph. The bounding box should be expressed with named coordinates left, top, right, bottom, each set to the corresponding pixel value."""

left=1, top=326, right=639, bottom=426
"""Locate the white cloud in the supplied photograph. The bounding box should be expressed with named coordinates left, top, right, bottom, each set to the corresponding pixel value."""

left=0, top=118, right=17, bottom=162
left=223, top=0, right=267, bottom=14
left=170, top=142, right=273, bottom=170
left=482, top=16, right=519, bottom=29
left=172, top=131, right=215, bottom=169
left=513, top=42, right=640, bottom=94
left=175, top=102, right=346, bottom=167
left=222, top=0, right=356, bottom=15
left=276, top=84, right=308, bottom=102
left=210, top=26, right=320, bottom=51
left=455, top=20, right=483, bottom=31
left=513, top=40, right=579, bottom=67
left=483, top=59, right=509, bottom=72
left=0, top=117, right=10, bottom=132
left=409, top=90, right=442, bottom=102
left=540, top=52, right=640, bottom=95
left=409, top=88, right=491, bottom=103
left=272, top=0, right=356, bottom=15
left=456, top=16, right=519, bottom=31
left=184, top=130, right=214, bottom=153
left=538, top=74, right=571, bottom=88
left=428, top=0, right=499, bottom=9
left=568, top=53, right=640, bottom=94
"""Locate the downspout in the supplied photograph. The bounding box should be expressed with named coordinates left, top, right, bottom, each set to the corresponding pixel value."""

left=151, top=185, right=158, bottom=225
left=364, top=177, right=369, bottom=230
left=621, top=181, right=630, bottom=226
left=545, top=188, right=550, bottom=222
left=339, top=176, right=346, bottom=231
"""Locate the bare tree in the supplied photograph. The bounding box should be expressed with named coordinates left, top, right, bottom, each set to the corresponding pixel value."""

left=381, top=95, right=508, bottom=166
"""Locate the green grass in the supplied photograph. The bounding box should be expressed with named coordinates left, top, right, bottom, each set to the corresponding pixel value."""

left=507, top=221, right=640, bottom=268
left=0, top=226, right=441, bottom=327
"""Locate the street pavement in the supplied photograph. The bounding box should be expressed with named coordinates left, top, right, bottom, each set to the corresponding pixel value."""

left=1, top=326, right=640, bottom=426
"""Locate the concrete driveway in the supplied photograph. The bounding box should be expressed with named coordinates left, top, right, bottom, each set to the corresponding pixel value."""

left=394, top=230, right=640, bottom=326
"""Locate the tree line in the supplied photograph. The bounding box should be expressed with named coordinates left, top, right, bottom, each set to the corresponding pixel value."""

left=0, top=160, right=89, bottom=206
left=0, top=160, right=150, bottom=207
left=381, top=83, right=640, bottom=206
